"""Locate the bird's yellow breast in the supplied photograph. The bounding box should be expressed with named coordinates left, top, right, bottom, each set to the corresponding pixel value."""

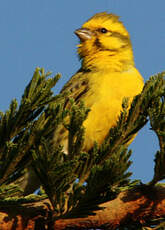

left=82, top=67, right=144, bottom=150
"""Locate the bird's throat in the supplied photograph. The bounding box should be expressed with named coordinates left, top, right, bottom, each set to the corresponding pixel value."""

left=82, top=48, right=134, bottom=72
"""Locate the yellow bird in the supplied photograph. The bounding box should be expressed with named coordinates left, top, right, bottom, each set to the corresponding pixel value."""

left=54, top=12, right=144, bottom=154
left=22, top=12, right=144, bottom=195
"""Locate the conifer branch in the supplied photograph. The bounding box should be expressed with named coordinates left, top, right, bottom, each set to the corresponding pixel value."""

left=148, top=72, right=165, bottom=185
left=0, top=68, right=61, bottom=186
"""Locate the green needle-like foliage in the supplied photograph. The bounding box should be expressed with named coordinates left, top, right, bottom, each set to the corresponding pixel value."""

left=32, top=140, right=78, bottom=214
left=31, top=100, right=91, bottom=214
left=148, top=72, right=165, bottom=185
left=67, top=100, right=90, bottom=158
left=0, top=67, right=61, bottom=185
left=64, top=148, right=132, bottom=218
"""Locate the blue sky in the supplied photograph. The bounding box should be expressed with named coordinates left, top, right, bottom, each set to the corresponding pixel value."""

left=0, top=1, right=165, bottom=183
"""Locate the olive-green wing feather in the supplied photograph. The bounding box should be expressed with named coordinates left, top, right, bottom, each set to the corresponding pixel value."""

left=53, top=69, right=90, bottom=153
left=60, top=69, right=90, bottom=109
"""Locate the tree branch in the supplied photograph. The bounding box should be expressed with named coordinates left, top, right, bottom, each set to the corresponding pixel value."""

left=0, top=184, right=165, bottom=229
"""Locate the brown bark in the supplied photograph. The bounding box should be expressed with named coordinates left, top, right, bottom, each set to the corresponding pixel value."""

left=0, top=185, right=165, bottom=230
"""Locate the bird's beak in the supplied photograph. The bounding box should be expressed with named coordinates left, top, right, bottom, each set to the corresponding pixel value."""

left=74, top=28, right=92, bottom=42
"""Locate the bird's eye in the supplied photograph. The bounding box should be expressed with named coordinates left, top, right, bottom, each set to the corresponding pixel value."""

left=100, top=28, right=108, bottom=33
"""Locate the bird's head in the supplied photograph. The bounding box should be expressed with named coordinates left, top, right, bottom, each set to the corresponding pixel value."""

left=75, top=12, right=134, bottom=71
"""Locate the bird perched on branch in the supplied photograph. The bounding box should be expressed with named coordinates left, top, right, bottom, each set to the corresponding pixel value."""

left=54, top=12, right=144, bottom=154
left=23, top=12, right=144, bottom=195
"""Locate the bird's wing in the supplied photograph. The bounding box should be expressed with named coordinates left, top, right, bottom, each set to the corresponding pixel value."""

left=60, top=69, right=90, bottom=109
left=53, top=69, right=90, bottom=152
